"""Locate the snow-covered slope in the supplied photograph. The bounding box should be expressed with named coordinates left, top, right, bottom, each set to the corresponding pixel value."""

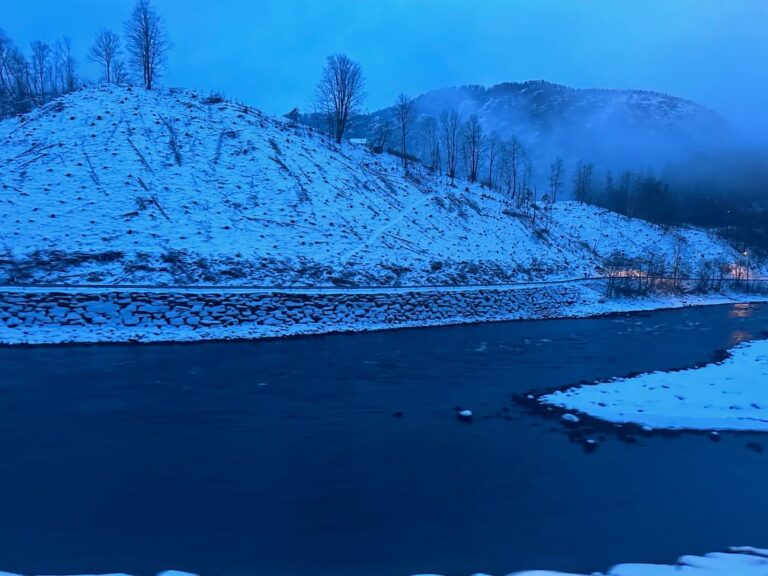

left=0, top=86, right=743, bottom=287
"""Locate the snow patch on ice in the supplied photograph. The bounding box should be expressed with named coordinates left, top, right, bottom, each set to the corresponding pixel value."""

left=509, top=546, right=768, bottom=575
left=541, top=339, right=768, bottom=432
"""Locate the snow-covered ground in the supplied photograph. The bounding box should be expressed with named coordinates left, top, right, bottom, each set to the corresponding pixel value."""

left=0, top=572, right=195, bottom=576
left=2, top=547, right=766, bottom=576
left=540, top=336, right=768, bottom=432
left=0, top=86, right=752, bottom=287
left=507, top=546, right=768, bottom=575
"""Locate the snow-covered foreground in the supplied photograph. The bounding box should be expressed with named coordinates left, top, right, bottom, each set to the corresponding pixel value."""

left=506, top=546, right=768, bottom=575
left=541, top=336, right=768, bottom=432
left=0, top=86, right=755, bottom=287
left=2, top=547, right=767, bottom=576
left=0, top=572, right=195, bottom=576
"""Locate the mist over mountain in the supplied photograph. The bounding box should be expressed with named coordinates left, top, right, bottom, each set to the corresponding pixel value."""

left=344, top=81, right=731, bottom=174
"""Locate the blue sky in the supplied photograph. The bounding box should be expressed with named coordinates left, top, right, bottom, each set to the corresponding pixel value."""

left=3, top=0, right=767, bottom=139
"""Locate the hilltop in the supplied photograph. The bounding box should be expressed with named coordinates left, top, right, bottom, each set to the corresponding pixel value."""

left=0, top=85, right=744, bottom=287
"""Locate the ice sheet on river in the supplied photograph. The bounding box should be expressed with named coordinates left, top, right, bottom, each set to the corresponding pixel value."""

left=540, top=339, right=768, bottom=432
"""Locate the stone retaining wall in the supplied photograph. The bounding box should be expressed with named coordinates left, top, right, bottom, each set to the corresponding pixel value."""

left=0, top=284, right=597, bottom=344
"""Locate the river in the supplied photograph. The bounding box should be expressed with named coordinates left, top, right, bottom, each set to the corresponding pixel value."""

left=0, top=303, right=767, bottom=576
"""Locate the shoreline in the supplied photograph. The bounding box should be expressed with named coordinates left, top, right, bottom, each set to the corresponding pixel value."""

left=1, top=281, right=766, bottom=346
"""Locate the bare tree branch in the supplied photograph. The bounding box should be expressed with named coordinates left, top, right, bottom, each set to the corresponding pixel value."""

left=89, top=29, right=121, bottom=83
left=124, top=0, right=170, bottom=90
left=440, top=109, right=460, bottom=183
left=314, top=54, right=365, bottom=144
left=394, top=93, right=415, bottom=172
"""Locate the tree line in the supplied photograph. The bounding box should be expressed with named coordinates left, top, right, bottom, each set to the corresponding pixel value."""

left=309, top=52, right=768, bottom=255
left=0, top=0, right=169, bottom=118
left=309, top=53, right=598, bottom=212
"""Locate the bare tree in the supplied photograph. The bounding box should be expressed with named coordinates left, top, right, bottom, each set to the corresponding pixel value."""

left=440, top=109, right=460, bottom=183
left=523, top=156, right=535, bottom=206
left=285, top=107, right=300, bottom=127
left=394, top=93, right=415, bottom=172
left=320, top=92, right=335, bottom=136
left=373, top=119, right=393, bottom=152
left=314, top=53, right=365, bottom=144
left=496, top=141, right=509, bottom=193
left=572, top=160, right=584, bottom=202
left=462, top=114, right=483, bottom=183
left=572, top=161, right=594, bottom=203
left=583, top=162, right=594, bottom=203
left=0, top=30, right=13, bottom=98
left=485, top=132, right=500, bottom=188
left=124, top=0, right=170, bottom=90
left=6, top=47, right=31, bottom=103
left=0, top=30, right=20, bottom=115
left=309, top=93, right=333, bottom=138
left=604, top=170, right=614, bottom=200
left=30, top=40, right=51, bottom=100
left=420, top=116, right=440, bottom=173
left=53, top=37, right=77, bottom=94
left=0, top=30, right=20, bottom=116
left=618, top=170, right=634, bottom=216
left=507, top=137, right=524, bottom=200
left=89, top=29, right=121, bottom=83
left=112, top=59, right=129, bottom=84
left=549, top=157, right=564, bottom=203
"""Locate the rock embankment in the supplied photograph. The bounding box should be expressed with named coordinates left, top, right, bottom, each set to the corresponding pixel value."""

left=0, top=284, right=591, bottom=344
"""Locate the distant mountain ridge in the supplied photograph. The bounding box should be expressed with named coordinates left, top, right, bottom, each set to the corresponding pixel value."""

left=346, top=80, right=729, bottom=171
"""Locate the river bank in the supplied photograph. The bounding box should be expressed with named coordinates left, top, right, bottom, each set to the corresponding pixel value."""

left=1, top=281, right=767, bottom=345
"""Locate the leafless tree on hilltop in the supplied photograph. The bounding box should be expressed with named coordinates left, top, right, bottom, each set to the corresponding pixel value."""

left=315, top=54, right=365, bottom=144
left=124, top=0, right=170, bottom=90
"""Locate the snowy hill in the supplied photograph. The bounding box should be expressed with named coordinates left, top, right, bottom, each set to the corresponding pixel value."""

left=347, top=81, right=729, bottom=171
left=0, top=86, right=744, bottom=287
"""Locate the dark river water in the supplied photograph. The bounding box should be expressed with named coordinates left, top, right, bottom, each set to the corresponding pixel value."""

left=1, top=303, right=768, bottom=576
